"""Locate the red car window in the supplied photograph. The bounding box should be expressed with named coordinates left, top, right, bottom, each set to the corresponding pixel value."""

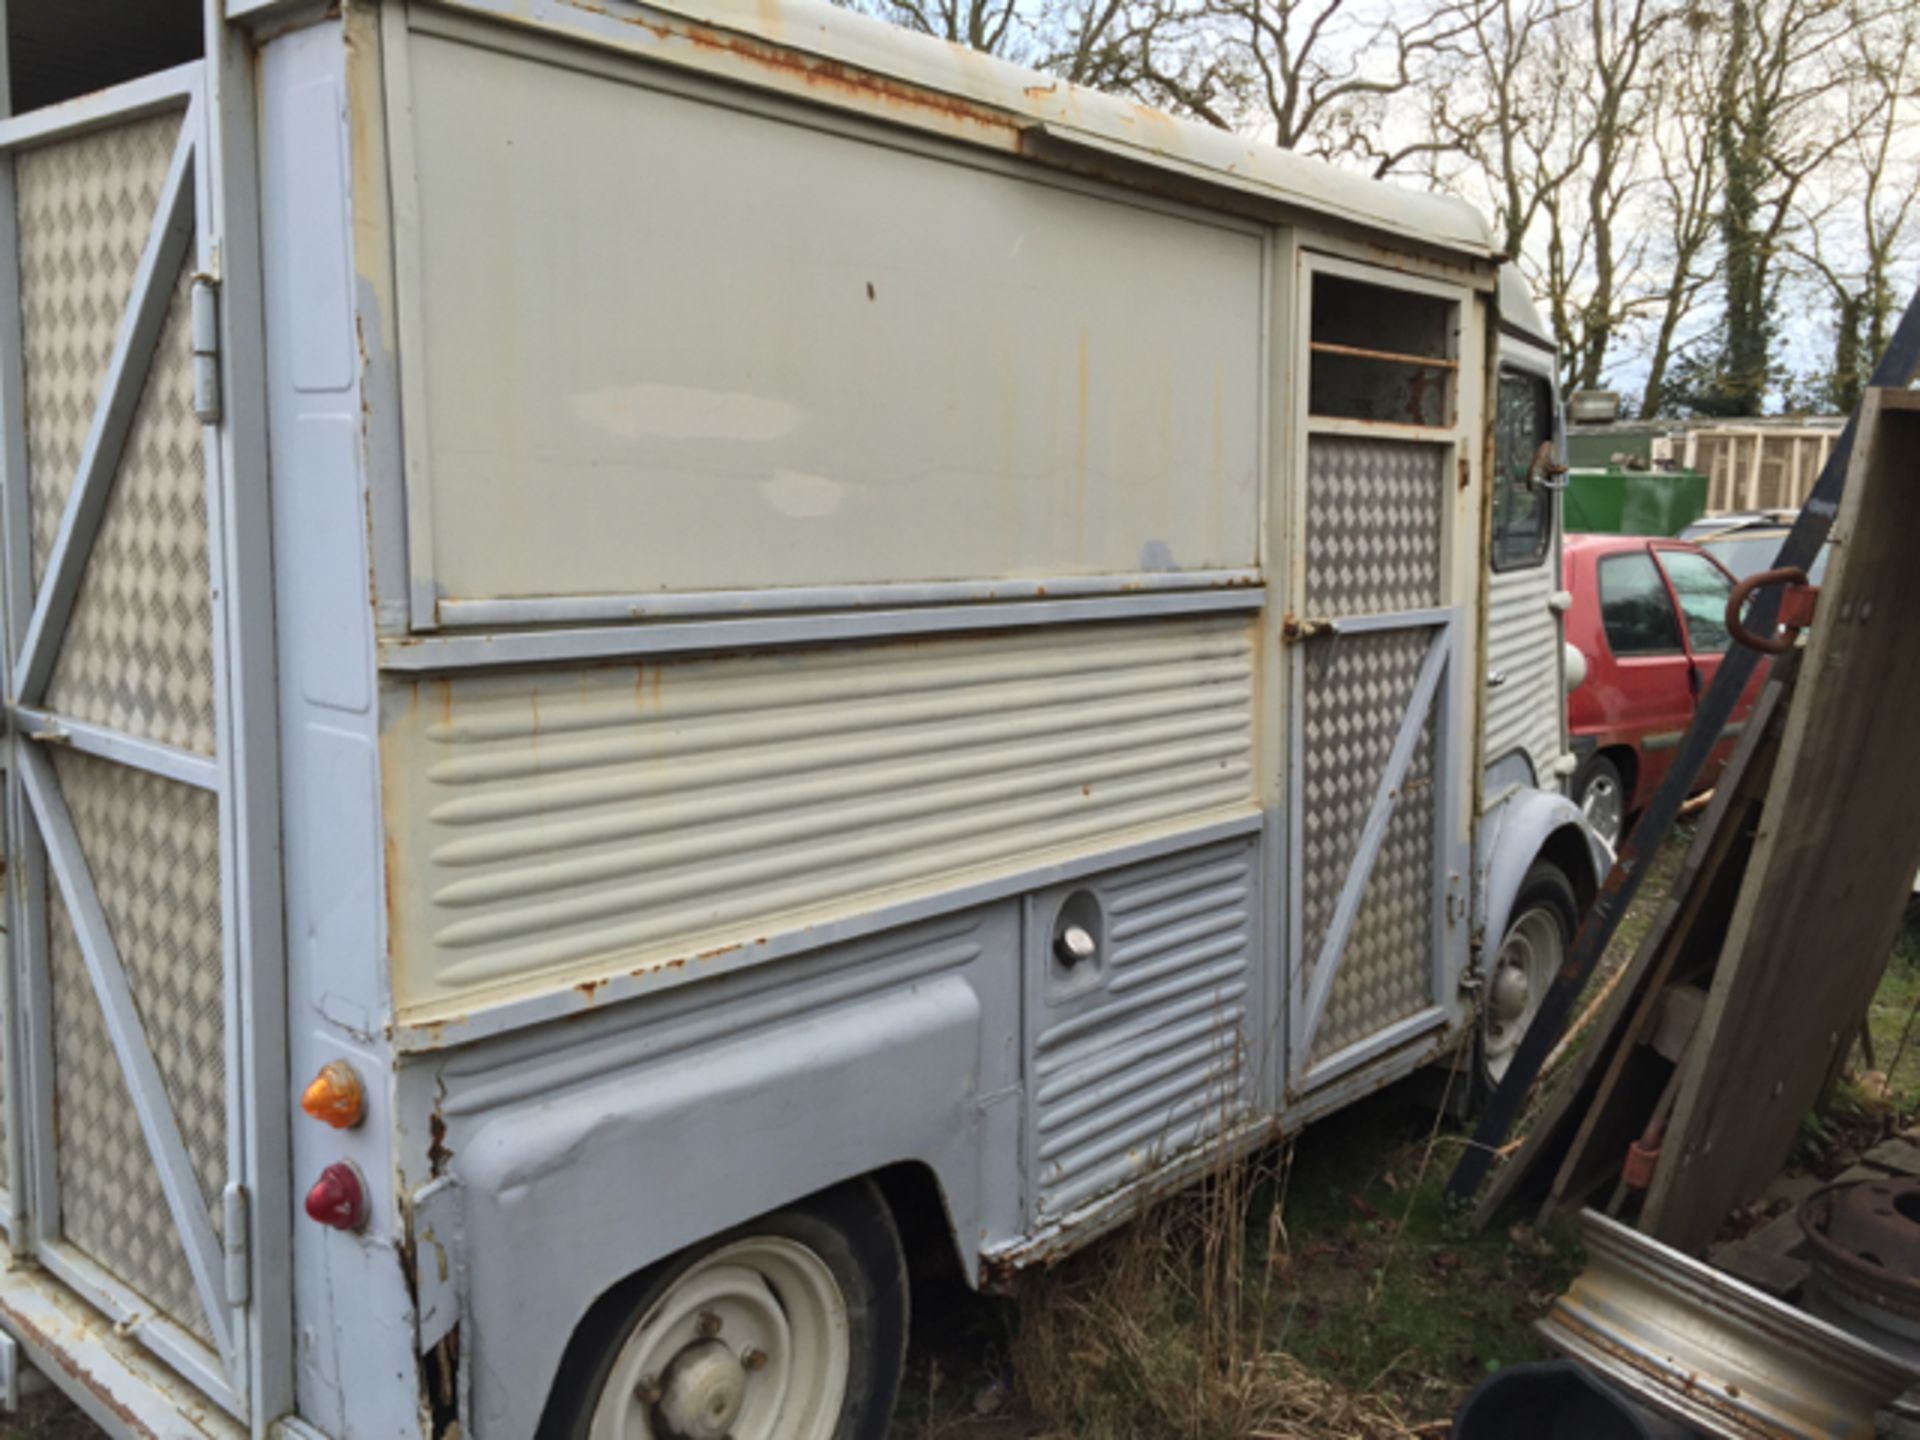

left=1657, top=549, right=1736, bottom=654
left=1597, top=550, right=1685, bottom=656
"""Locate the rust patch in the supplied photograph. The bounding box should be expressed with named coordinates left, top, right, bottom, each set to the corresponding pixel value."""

left=561, top=0, right=1021, bottom=142
left=427, top=1109, right=453, bottom=1179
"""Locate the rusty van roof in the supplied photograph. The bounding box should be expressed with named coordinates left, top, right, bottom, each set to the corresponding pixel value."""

left=581, top=0, right=1503, bottom=261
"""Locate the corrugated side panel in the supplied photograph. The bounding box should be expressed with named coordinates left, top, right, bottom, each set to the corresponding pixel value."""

left=1031, top=842, right=1255, bottom=1221
left=386, top=616, right=1259, bottom=1014
left=1484, top=563, right=1562, bottom=789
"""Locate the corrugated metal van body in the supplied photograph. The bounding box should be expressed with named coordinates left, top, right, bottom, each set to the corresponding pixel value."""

left=381, top=616, right=1260, bottom=1016
left=1484, top=561, right=1563, bottom=788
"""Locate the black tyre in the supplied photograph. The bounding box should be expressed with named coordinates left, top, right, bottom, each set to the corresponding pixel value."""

left=1570, top=753, right=1628, bottom=850
left=537, top=1180, right=908, bottom=1440
left=1477, top=862, right=1580, bottom=1099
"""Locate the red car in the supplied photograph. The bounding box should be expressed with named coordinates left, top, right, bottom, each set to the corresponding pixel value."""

left=1562, top=534, right=1767, bottom=848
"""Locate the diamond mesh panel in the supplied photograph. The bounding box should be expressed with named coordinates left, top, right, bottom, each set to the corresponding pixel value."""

left=14, top=111, right=185, bottom=589
left=43, top=262, right=216, bottom=754
left=50, top=891, right=213, bottom=1344
left=47, top=750, right=224, bottom=1343
left=1300, top=629, right=1439, bottom=1061
left=1303, top=436, right=1445, bottom=617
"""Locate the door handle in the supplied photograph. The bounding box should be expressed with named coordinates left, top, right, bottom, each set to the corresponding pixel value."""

left=1487, top=670, right=1508, bottom=689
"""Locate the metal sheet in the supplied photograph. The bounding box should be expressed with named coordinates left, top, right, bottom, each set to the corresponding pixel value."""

left=1027, top=841, right=1257, bottom=1221
left=383, top=615, right=1258, bottom=1014
left=47, top=889, right=211, bottom=1346
left=398, top=30, right=1263, bottom=615
left=1299, top=629, right=1439, bottom=1060
left=1542, top=1210, right=1910, bottom=1439
left=41, top=261, right=216, bottom=755
left=1483, top=560, right=1563, bottom=791
left=1302, top=436, right=1446, bottom=617
left=13, top=110, right=184, bottom=588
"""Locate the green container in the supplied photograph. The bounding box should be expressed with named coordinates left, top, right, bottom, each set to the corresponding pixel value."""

left=1563, top=467, right=1708, bottom=537
left=1567, top=429, right=1655, bottom=468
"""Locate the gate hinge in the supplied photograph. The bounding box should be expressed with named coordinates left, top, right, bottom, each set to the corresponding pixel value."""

left=191, top=275, right=222, bottom=425
left=1280, top=613, right=1337, bottom=644
left=223, top=1182, right=250, bottom=1305
left=1446, top=873, right=1467, bottom=926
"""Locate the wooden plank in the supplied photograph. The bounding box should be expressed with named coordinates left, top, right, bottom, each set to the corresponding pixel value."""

left=1468, top=666, right=1793, bottom=1227
left=1643, top=388, right=1920, bottom=1252
left=1863, top=1138, right=1920, bottom=1177
left=1538, top=670, right=1792, bottom=1216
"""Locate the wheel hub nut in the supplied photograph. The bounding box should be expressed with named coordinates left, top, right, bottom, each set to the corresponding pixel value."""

left=1491, top=963, right=1530, bottom=1023
left=657, top=1340, right=746, bottom=1439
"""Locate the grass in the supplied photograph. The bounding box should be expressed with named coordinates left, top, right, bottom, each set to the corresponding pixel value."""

left=895, top=860, right=1920, bottom=1440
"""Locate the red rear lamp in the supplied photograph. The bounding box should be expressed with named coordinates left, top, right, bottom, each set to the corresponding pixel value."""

left=304, top=1161, right=370, bottom=1232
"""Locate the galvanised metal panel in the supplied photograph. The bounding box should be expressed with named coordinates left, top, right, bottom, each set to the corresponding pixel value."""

left=4, top=82, right=242, bottom=1407
left=1027, top=840, right=1258, bottom=1223
left=382, top=615, right=1259, bottom=1015
left=48, top=750, right=227, bottom=1215
left=47, top=886, right=213, bottom=1347
left=1302, top=436, right=1445, bottom=617
left=14, top=110, right=184, bottom=589
left=1299, top=629, right=1439, bottom=1060
left=1484, top=561, right=1563, bottom=791
left=396, top=31, right=1262, bottom=616
left=42, top=261, right=216, bottom=755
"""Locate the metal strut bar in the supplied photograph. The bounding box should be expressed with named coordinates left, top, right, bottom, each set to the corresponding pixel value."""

left=1447, top=285, right=1920, bottom=1205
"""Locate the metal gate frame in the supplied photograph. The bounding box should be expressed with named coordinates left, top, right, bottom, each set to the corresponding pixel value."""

left=1284, top=251, right=1475, bottom=1096
left=0, top=28, right=289, bottom=1429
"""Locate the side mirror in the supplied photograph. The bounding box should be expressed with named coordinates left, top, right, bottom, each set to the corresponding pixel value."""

left=1529, top=440, right=1571, bottom=492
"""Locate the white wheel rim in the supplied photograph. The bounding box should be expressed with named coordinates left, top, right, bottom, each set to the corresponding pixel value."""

left=1482, top=905, right=1566, bottom=1083
left=1580, top=772, right=1623, bottom=848
left=590, top=1237, right=851, bottom=1440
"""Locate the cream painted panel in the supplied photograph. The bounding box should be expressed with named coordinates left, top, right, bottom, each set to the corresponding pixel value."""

left=403, top=34, right=1263, bottom=609
left=382, top=617, right=1258, bottom=1014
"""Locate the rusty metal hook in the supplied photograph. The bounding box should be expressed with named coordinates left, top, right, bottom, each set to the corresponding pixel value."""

left=1726, top=565, right=1814, bottom=655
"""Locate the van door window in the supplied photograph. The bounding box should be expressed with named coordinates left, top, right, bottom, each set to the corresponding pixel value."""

left=1491, top=370, right=1553, bottom=571
left=1597, top=551, right=1685, bottom=655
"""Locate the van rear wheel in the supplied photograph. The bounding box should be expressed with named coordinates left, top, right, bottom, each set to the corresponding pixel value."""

left=540, top=1182, right=907, bottom=1440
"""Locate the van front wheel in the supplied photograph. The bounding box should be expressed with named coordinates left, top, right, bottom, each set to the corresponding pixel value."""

left=1478, top=862, right=1579, bottom=1098
left=541, top=1182, right=907, bottom=1440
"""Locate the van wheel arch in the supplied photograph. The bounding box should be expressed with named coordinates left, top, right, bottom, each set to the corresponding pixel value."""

left=535, top=1177, right=910, bottom=1440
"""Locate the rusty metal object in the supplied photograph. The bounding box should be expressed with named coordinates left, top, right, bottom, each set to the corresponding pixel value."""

left=1540, top=1211, right=1911, bottom=1438
left=1800, top=1177, right=1920, bottom=1365
left=1727, top=566, right=1816, bottom=655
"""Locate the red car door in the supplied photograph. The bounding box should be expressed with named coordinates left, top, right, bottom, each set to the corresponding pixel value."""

left=1592, top=544, right=1697, bottom=798
left=1652, top=543, right=1762, bottom=774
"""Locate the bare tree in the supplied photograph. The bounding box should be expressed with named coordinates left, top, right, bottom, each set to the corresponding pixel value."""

left=1196, top=0, right=1492, bottom=170
left=1787, top=9, right=1919, bottom=410
left=1636, top=10, right=1721, bottom=416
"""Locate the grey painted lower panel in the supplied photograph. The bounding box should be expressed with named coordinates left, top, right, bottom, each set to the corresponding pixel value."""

left=418, top=814, right=1494, bottom=1438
